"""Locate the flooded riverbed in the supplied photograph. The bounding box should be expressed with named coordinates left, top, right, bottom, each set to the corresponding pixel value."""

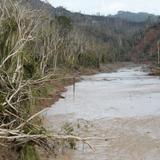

left=46, top=66, right=160, bottom=119
left=43, top=65, right=160, bottom=160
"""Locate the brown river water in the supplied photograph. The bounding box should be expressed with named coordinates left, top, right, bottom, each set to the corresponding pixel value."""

left=43, top=65, right=160, bottom=160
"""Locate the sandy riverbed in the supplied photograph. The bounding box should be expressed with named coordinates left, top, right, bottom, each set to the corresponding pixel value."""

left=43, top=65, right=160, bottom=160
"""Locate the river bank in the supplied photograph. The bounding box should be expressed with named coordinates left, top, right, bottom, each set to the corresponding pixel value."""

left=35, top=62, right=132, bottom=159
left=36, top=63, right=129, bottom=112
left=0, top=63, right=131, bottom=160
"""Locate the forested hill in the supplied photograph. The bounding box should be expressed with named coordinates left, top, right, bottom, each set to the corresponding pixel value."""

left=131, top=23, right=160, bottom=63
left=20, top=0, right=160, bottom=62
left=24, top=0, right=159, bottom=22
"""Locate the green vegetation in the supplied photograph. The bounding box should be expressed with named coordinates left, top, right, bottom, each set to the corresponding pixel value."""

left=20, top=145, right=39, bottom=160
left=62, top=123, right=76, bottom=149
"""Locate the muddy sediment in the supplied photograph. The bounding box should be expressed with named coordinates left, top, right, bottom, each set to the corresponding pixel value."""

left=43, top=64, right=160, bottom=160
left=37, top=62, right=129, bottom=112
left=43, top=115, right=160, bottom=160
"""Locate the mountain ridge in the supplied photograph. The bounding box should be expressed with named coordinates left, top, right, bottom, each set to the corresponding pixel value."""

left=22, top=0, right=160, bottom=62
left=25, top=0, right=159, bottom=23
left=113, top=10, right=159, bottom=22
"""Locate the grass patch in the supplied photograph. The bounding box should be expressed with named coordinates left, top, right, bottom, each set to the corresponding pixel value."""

left=20, top=145, right=40, bottom=160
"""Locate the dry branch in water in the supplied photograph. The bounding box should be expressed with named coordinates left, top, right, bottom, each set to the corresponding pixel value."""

left=0, top=109, right=114, bottom=152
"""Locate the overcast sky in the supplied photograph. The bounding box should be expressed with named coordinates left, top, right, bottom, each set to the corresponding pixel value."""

left=43, top=0, right=160, bottom=15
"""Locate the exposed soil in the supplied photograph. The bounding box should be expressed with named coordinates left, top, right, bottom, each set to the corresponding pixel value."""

left=149, top=66, right=160, bottom=76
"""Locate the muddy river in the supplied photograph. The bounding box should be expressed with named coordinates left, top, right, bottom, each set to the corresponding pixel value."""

left=43, top=65, right=160, bottom=160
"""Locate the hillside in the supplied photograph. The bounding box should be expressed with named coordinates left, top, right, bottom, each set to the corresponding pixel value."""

left=21, top=0, right=154, bottom=62
left=131, top=23, right=160, bottom=63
